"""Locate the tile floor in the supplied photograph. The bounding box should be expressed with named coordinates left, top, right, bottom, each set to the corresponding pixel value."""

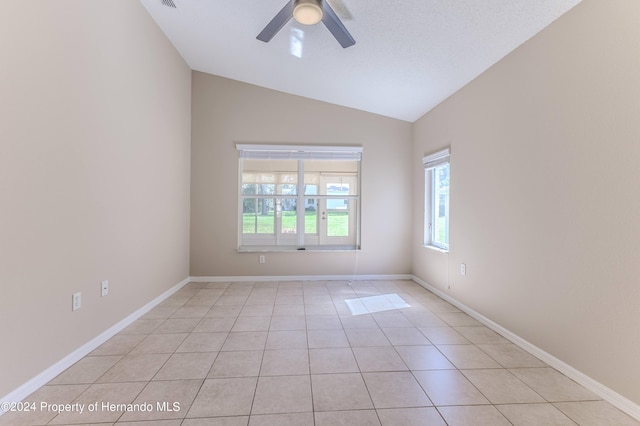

left=2, top=279, right=638, bottom=425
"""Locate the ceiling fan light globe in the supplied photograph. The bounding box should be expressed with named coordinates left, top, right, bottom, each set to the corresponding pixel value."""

left=293, top=0, right=323, bottom=25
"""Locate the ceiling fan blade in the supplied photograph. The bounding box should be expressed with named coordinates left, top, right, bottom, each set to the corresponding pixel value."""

left=257, top=1, right=295, bottom=43
left=321, top=0, right=355, bottom=48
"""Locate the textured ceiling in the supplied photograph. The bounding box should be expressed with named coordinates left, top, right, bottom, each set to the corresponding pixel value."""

left=139, top=0, right=582, bottom=122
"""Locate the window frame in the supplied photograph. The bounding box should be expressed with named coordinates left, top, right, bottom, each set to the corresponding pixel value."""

left=236, top=144, right=362, bottom=252
left=423, top=147, right=450, bottom=251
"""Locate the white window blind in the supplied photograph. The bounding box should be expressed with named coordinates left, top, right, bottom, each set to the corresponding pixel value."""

left=423, top=147, right=450, bottom=170
left=236, top=144, right=362, bottom=161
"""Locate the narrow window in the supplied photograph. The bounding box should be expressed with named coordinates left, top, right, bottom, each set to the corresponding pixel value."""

left=424, top=148, right=450, bottom=251
left=237, top=144, right=362, bottom=251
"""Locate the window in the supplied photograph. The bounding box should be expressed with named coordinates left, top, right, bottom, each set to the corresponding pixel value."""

left=424, top=148, right=450, bottom=250
left=237, top=144, right=362, bottom=251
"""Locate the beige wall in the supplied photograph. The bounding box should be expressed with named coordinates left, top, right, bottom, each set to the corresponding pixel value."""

left=190, top=72, right=412, bottom=277
left=412, top=0, right=640, bottom=405
left=0, top=1, right=191, bottom=397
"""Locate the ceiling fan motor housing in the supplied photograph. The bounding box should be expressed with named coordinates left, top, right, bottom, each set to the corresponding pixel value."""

left=294, top=0, right=324, bottom=25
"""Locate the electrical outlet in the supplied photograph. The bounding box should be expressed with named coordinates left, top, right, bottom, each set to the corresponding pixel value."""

left=101, top=280, right=109, bottom=297
left=72, top=292, right=82, bottom=311
left=460, top=263, right=466, bottom=276
left=259, top=255, right=265, bottom=264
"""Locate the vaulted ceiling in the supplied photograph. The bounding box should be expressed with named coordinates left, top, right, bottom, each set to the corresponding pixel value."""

left=139, top=0, right=582, bottom=122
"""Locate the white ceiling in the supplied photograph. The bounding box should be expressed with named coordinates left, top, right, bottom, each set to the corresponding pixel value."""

left=139, top=0, right=582, bottom=122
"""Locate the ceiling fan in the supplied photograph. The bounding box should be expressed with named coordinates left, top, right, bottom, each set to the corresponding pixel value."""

left=257, top=0, right=356, bottom=48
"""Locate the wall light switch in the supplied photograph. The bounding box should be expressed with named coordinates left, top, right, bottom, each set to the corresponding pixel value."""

left=101, top=280, right=109, bottom=297
left=72, top=292, right=82, bottom=311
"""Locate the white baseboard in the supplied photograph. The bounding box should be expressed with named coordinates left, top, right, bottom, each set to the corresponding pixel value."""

left=411, top=275, right=640, bottom=422
left=0, top=277, right=191, bottom=415
left=189, top=274, right=413, bottom=283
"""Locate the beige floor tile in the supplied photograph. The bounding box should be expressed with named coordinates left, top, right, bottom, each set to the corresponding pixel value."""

left=436, top=344, right=502, bottom=369
left=510, top=367, right=600, bottom=402
left=352, top=346, right=408, bottom=372
left=153, top=352, right=217, bottom=380
left=232, top=316, right=272, bottom=332
left=413, top=370, right=490, bottom=406
left=142, top=306, right=179, bottom=320
left=182, top=417, right=249, bottom=426
left=220, top=331, right=267, bottom=351
left=438, top=405, right=512, bottom=426
left=153, top=318, right=201, bottom=334
left=98, top=353, right=170, bottom=383
left=90, top=334, right=146, bottom=356
left=345, top=328, right=391, bottom=347
left=187, top=377, right=257, bottom=418
left=215, top=295, right=249, bottom=306
left=377, top=407, right=447, bottom=426
left=117, top=420, right=181, bottom=425
left=453, top=326, right=510, bottom=344
left=307, top=329, right=350, bottom=348
left=249, top=412, right=314, bottom=426
left=260, top=349, right=309, bottom=376
left=119, top=379, right=202, bottom=421
left=339, top=314, right=379, bottom=329
left=16, top=279, right=638, bottom=426
left=436, top=312, right=483, bottom=327
left=419, top=326, right=470, bottom=344
left=244, top=295, right=276, bottom=306
left=269, top=315, right=306, bottom=330
left=49, top=356, right=122, bottom=384
left=251, top=376, right=312, bottom=415
left=477, top=344, right=547, bottom=368
left=205, top=282, right=232, bottom=289
left=304, top=295, right=333, bottom=304
left=193, top=317, right=236, bottom=333
left=402, top=311, right=449, bottom=327
left=272, top=304, right=306, bottom=316
left=304, top=304, right=338, bottom=315
left=130, top=333, right=188, bottom=354
left=208, top=351, right=263, bottom=378
left=309, top=348, right=359, bottom=374
left=314, top=409, right=381, bottom=426
left=497, top=403, right=577, bottom=425
left=176, top=332, right=228, bottom=352
left=49, top=382, right=146, bottom=424
left=120, top=319, right=164, bottom=335
left=394, top=345, right=454, bottom=370
left=461, top=369, right=545, bottom=404
left=554, top=401, right=640, bottom=426
left=311, top=373, right=374, bottom=411
left=363, top=372, right=431, bottom=408
left=195, top=288, right=226, bottom=298
left=239, top=305, right=274, bottom=317
left=205, top=305, right=242, bottom=318
left=305, top=315, right=342, bottom=330
left=372, top=313, right=414, bottom=328
left=158, top=294, right=191, bottom=307
left=381, top=327, right=431, bottom=346
left=265, top=330, right=307, bottom=349
left=171, top=306, right=211, bottom=319
left=274, top=295, right=304, bottom=305
left=276, top=288, right=303, bottom=297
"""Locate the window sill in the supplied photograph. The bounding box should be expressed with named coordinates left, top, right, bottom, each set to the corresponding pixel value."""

left=238, top=246, right=360, bottom=253
left=422, top=244, right=449, bottom=254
